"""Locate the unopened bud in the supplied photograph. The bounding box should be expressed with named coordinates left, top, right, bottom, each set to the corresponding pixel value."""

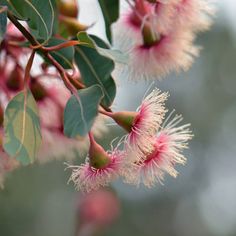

left=30, top=79, right=48, bottom=101
left=89, top=134, right=110, bottom=169
left=110, top=111, right=138, bottom=133
left=58, top=0, right=79, bottom=18
left=6, top=66, right=23, bottom=91
left=60, top=16, right=88, bottom=36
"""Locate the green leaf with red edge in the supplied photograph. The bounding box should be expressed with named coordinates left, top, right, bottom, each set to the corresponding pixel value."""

left=3, top=89, right=42, bottom=165
left=63, top=85, right=104, bottom=138
left=98, top=0, right=119, bottom=42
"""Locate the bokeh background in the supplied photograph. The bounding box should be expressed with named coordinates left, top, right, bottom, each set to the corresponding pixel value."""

left=1, top=1, right=236, bottom=236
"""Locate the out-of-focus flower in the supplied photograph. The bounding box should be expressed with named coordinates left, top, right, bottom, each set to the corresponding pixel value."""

left=113, top=0, right=214, bottom=80
left=154, top=0, right=215, bottom=33
left=77, top=189, right=120, bottom=226
left=122, top=112, right=193, bottom=187
left=122, top=29, right=199, bottom=80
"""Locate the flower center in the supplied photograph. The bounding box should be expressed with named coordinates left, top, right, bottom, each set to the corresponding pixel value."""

left=142, top=23, right=161, bottom=47
left=144, top=134, right=168, bottom=163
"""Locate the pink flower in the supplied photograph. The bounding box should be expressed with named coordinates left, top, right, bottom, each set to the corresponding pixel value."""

left=122, top=112, right=193, bottom=187
left=111, top=88, right=168, bottom=162
left=77, top=189, right=120, bottom=226
left=66, top=135, right=124, bottom=193
left=113, top=0, right=214, bottom=80
left=155, top=0, right=215, bottom=33
left=121, top=29, right=200, bottom=80
left=113, top=0, right=152, bottom=51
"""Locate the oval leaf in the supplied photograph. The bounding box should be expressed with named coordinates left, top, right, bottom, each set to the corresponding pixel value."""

left=64, top=85, right=104, bottom=138
left=2, top=0, right=56, bottom=43
left=74, top=35, right=116, bottom=108
left=77, top=31, right=128, bottom=64
left=98, top=0, right=119, bottom=42
left=3, top=90, right=42, bottom=165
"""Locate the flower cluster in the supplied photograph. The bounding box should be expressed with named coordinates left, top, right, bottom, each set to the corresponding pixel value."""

left=67, top=89, right=193, bottom=193
left=113, top=0, right=215, bottom=80
left=0, top=0, right=214, bottom=193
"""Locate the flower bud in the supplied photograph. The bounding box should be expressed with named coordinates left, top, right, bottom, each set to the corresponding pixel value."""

left=58, top=0, right=79, bottom=18
left=30, top=79, right=48, bottom=101
left=110, top=111, right=138, bottom=133
left=60, top=16, right=88, bottom=36
left=6, top=66, right=23, bottom=91
left=89, top=134, right=110, bottom=169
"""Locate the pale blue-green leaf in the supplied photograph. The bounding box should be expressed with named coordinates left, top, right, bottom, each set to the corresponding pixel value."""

left=63, top=85, right=104, bottom=138
left=74, top=35, right=117, bottom=108
left=77, top=31, right=128, bottom=64
left=3, top=90, right=42, bottom=165
left=98, top=0, right=119, bottom=42
left=1, top=0, right=55, bottom=43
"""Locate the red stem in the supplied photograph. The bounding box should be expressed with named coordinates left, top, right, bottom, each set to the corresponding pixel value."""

left=24, top=50, right=35, bottom=87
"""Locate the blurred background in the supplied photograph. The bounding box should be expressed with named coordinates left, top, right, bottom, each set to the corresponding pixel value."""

left=1, top=0, right=236, bottom=236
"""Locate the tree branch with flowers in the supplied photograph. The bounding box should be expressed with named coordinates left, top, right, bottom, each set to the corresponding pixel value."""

left=0, top=0, right=214, bottom=193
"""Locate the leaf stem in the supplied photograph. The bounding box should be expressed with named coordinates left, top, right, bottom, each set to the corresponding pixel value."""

left=24, top=50, right=35, bottom=87
left=41, top=40, right=81, bottom=51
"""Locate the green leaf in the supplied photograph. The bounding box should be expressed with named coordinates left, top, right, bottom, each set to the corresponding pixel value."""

left=38, top=38, right=75, bottom=69
left=74, top=35, right=116, bottom=108
left=1, top=0, right=56, bottom=43
left=3, top=90, right=42, bottom=165
left=77, top=31, right=128, bottom=64
left=63, top=85, right=104, bottom=138
left=0, top=6, right=7, bottom=44
left=98, top=0, right=119, bottom=42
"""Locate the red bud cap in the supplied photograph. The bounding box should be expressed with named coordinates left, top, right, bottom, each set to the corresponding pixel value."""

left=89, top=134, right=110, bottom=169
left=6, top=66, right=23, bottom=91
left=58, top=0, right=79, bottom=18
left=111, top=111, right=138, bottom=133
left=30, top=79, right=48, bottom=101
